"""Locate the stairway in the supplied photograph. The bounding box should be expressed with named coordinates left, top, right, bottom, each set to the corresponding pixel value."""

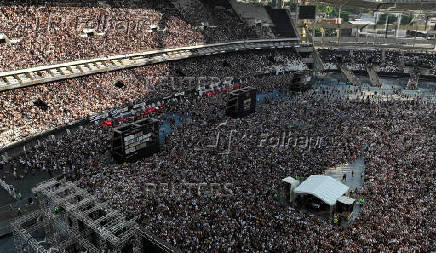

left=325, top=164, right=353, bottom=181
left=366, top=65, right=382, bottom=87
left=338, top=64, right=362, bottom=87
left=406, top=71, right=420, bottom=90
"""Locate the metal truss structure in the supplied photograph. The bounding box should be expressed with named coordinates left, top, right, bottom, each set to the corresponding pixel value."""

left=11, top=179, right=179, bottom=253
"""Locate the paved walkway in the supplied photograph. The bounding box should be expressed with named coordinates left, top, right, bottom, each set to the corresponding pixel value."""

left=325, top=157, right=365, bottom=191
left=325, top=157, right=365, bottom=227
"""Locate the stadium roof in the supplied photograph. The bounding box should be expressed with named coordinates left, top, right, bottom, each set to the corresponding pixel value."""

left=294, top=175, right=349, bottom=206
left=306, top=0, right=436, bottom=12
left=337, top=195, right=356, bottom=205
left=348, top=20, right=375, bottom=25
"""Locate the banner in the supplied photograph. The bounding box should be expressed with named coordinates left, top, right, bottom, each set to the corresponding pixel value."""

left=90, top=69, right=300, bottom=123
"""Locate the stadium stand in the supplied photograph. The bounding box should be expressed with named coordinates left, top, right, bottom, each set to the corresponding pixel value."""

left=0, top=0, right=259, bottom=72
left=2, top=76, right=435, bottom=252
left=0, top=49, right=305, bottom=148
left=265, top=7, right=297, bottom=38
left=318, top=48, right=436, bottom=75
left=1, top=2, right=435, bottom=253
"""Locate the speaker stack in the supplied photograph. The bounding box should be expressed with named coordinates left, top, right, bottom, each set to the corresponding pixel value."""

left=289, top=72, right=311, bottom=92
left=226, top=86, right=257, bottom=118
left=111, top=118, right=160, bottom=163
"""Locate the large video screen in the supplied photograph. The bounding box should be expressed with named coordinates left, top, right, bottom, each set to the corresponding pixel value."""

left=124, top=131, right=152, bottom=154
left=299, top=6, right=316, bottom=20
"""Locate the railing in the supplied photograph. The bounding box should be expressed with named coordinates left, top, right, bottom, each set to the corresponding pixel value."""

left=312, top=36, right=436, bottom=52
left=0, top=38, right=299, bottom=92
left=0, top=178, right=17, bottom=199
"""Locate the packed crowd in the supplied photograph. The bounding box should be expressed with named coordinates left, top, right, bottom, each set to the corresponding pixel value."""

left=0, top=0, right=261, bottom=71
left=403, top=51, right=436, bottom=75
left=1, top=77, right=435, bottom=252
left=1, top=1, right=434, bottom=251
left=0, top=49, right=305, bottom=148
left=319, top=48, right=436, bottom=75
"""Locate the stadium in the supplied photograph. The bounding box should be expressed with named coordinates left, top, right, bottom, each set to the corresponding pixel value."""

left=0, top=0, right=435, bottom=252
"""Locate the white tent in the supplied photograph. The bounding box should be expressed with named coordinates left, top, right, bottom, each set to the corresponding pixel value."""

left=337, top=196, right=355, bottom=205
left=294, top=175, right=349, bottom=206
left=281, top=177, right=300, bottom=203
left=282, top=176, right=298, bottom=185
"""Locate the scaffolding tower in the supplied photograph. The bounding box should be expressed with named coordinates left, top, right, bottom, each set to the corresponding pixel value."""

left=11, top=179, right=179, bottom=253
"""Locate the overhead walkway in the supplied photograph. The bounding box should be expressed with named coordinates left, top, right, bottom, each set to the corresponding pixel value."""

left=338, top=64, right=362, bottom=86
left=366, top=65, right=382, bottom=87
left=0, top=38, right=298, bottom=92
left=305, top=0, right=436, bottom=12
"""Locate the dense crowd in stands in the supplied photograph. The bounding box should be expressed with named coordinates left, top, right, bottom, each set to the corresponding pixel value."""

left=0, top=0, right=261, bottom=71
left=319, top=48, right=436, bottom=75
left=1, top=78, right=434, bottom=252
left=0, top=49, right=305, bottom=148
left=1, top=1, right=435, bottom=252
